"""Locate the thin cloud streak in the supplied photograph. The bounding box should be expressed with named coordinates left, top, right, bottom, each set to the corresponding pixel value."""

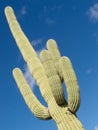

left=38, top=4, right=63, bottom=26
left=86, top=68, right=93, bottom=75
left=31, top=38, right=46, bottom=57
left=17, top=6, right=27, bottom=20
left=93, top=32, right=98, bottom=45
left=45, top=17, right=56, bottom=25
left=23, top=64, right=36, bottom=89
left=43, top=6, right=56, bottom=25
left=31, top=38, right=43, bottom=46
left=20, top=6, right=27, bottom=16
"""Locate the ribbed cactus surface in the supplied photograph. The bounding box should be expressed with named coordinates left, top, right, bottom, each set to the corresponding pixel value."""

left=5, top=6, right=84, bottom=130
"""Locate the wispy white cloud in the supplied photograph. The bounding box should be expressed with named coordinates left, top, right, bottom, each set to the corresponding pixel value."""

left=45, top=17, right=56, bottom=25
left=38, top=4, right=64, bottom=26
left=23, top=64, right=36, bottom=89
left=86, top=68, right=93, bottom=75
left=93, top=32, right=98, bottom=45
left=87, top=3, right=98, bottom=22
left=31, top=38, right=43, bottom=46
left=43, top=5, right=56, bottom=25
left=95, top=126, right=98, bottom=130
left=17, top=6, right=27, bottom=20
left=31, top=38, right=46, bottom=57
left=20, top=6, right=27, bottom=16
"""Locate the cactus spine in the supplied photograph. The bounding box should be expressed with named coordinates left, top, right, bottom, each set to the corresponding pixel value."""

left=5, top=6, right=84, bottom=130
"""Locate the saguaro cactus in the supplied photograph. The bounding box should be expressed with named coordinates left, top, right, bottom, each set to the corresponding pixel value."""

left=5, top=6, right=84, bottom=130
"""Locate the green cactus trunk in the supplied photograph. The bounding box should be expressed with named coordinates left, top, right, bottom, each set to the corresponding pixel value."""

left=5, top=6, right=84, bottom=130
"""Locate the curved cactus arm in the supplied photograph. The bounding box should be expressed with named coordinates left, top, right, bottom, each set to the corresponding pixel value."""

left=59, top=57, right=80, bottom=113
left=40, top=50, right=67, bottom=105
left=5, top=6, right=37, bottom=61
left=13, top=68, right=51, bottom=120
left=5, top=6, right=56, bottom=104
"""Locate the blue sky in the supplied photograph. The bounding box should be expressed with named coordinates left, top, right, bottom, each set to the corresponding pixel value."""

left=0, top=0, right=98, bottom=130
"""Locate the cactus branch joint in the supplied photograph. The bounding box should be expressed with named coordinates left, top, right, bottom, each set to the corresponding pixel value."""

left=5, top=6, right=84, bottom=130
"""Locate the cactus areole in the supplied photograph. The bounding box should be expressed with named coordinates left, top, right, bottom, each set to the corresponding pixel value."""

left=5, top=6, right=84, bottom=130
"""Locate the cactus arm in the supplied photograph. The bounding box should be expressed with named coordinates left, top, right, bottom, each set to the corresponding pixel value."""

left=5, top=6, right=56, bottom=104
left=46, top=39, right=62, bottom=78
left=60, top=57, right=80, bottom=113
left=5, top=6, right=37, bottom=60
left=40, top=50, right=67, bottom=105
left=46, top=39, right=61, bottom=60
left=13, top=68, right=51, bottom=120
left=47, top=39, right=80, bottom=113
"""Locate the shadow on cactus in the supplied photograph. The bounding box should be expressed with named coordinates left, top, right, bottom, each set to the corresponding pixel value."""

left=5, top=6, right=84, bottom=130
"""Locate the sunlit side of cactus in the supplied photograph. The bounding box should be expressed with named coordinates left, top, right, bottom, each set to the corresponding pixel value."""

left=5, top=6, right=84, bottom=130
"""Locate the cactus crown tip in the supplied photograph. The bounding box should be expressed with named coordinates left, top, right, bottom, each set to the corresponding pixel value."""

left=47, top=39, right=57, bottom=49
left=4, top=6, right=13, bottom=14
left=12, top=68, right=20, bottom=75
